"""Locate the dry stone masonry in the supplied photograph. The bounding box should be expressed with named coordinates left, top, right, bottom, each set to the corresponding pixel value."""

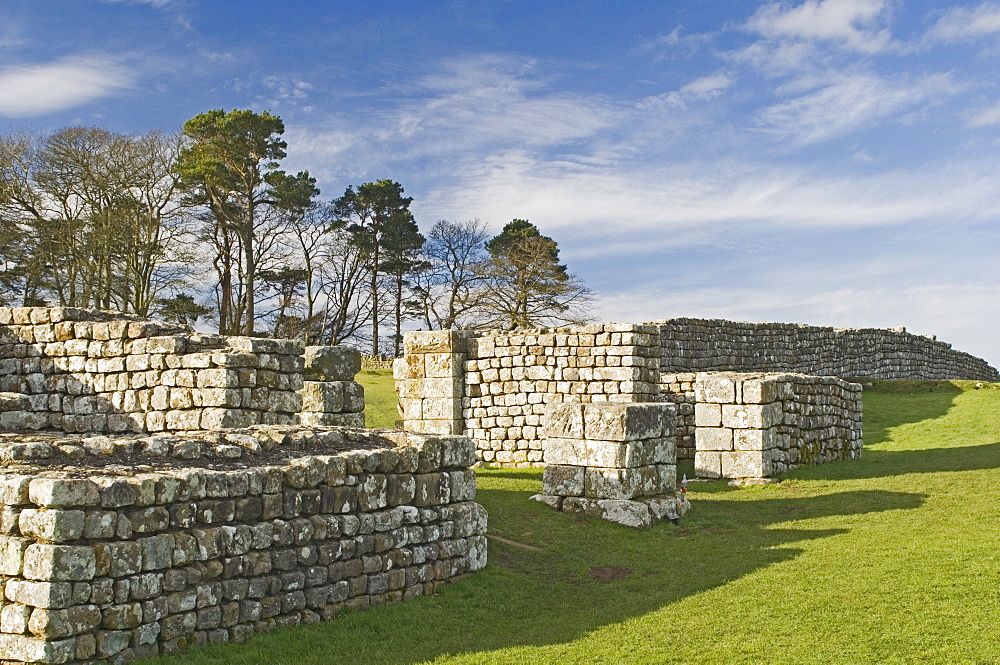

left=0, top=427, right=487, bottom=664
left=0, top=307, right=491, bottom=664
left=653, top=318, right=998, bottom=379
left=397, top=318, right=995, bottom=474
left=690, top=373, right=862, bottom=479
left=397, top=325, right=661, bottom=467
left=0, top=307, right=364, bottom=434
left=531, top=402, right=686, bottom=527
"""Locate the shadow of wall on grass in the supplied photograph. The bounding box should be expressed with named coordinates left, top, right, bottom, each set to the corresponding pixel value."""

left=860, top=382, right=963, bottom=449
left=173, top=486, right=925, bottom=665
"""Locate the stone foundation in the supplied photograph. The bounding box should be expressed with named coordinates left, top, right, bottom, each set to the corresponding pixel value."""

left=0, top=426, right=487, bottom=664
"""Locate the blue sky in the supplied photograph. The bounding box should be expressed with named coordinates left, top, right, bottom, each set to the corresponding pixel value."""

left=2, top=0, right=999, bottom=364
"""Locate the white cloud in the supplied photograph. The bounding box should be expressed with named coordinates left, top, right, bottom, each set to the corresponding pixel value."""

left=967, top=100, right=1000, bottom=127
left=927, top=3, right=1000, bottom=42
left=638, top=73, right=733, bottom=110
left=422, top=148, right=1000, bottom=254
left=754, top=72, right=958, bottom=144
left=101, top=0, right=176, bottom=8
left=747, top=0, right=893, bottom=53
left=0, top=55, right=134, bottom=117
left=388, top=55, right=619, bottom=148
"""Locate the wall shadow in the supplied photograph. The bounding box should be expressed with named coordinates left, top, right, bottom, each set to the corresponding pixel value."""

left=859, top=381, right=963, bottom=449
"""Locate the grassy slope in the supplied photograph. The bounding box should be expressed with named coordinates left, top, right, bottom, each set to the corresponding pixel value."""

left=147, top=382, right=1000, bottom=665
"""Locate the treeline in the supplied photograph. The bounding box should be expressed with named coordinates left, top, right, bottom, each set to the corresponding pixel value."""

left=0, top=109, right=591, bottom=354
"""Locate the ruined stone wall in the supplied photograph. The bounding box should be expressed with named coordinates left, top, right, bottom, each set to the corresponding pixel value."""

left=691, top=373, right=862, bottom=479
left=398, top=318, right=994, bottom=467
left=0, top=426, right=487, bottom=664
left=653, top=318, right=998, bottom=381
left=397, top=325, right=661, bottom=467
left=0, top=307, right=364, bottom=434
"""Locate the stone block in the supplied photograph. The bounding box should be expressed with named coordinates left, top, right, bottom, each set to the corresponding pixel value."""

left=298, top=412, right=366, bottom=428
left=344, top=381, right=364, bottom=412
left=583, top=402, right=672, bottom=442
left=733, top=428, right=781, bottom=451
left=421, top=398, right=461, bottom=421
left=28, top=605, right=102, bottom=639
left=696, top=427, right=733, bottom=451
left=299, top=381, right=344, bottom=413
left=403, top=330, right=466, bottom=355
left=542, top=465, right=585, bottom=496
left=721, top=402, right=783, bottom=429
left=4, top=580, right=75, bottom=609
left=303, top=345, right=361, bottom=381
left=0, top=474, right=32, bottom=504
left=694, top=402, right=722, bottom=427
left=23, top=543, right=97, bottom=581
left=29, top=478, right=100, bottom=507
left=544, top=437, right=674, bottom=468
left=18, top=509, right=86, bottom=543
left=397, top=378, right=461, bottom=400
left=695, top=375, right=736, bottom=403
left=694, top=451, right=722, bottom=479
left=0, top=535, right=29, bottom=574
left=544, top=403, right=585, bottom=439
left=0, top=634, right=76, bottom=664
left=584, top=465, right=664, bottom=499
left=720, top=451, right=772, bottom=478
left=561, top=497, right=653, bottom=528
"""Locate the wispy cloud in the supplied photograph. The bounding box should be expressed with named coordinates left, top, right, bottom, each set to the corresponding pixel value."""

left=747, top=0, right=893, bottom=53
left=926, top=3, right=1000, bottom=42
left=638, top=73, right=733, bottom=110
left=967, top=100, right=1000, bottom=127
left=754, top=71, right=958, bottom=144
left=0, top=55, right=135, bottom=117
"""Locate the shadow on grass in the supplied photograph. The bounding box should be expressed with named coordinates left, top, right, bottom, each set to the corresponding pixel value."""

left=861, top=382, right=962, bottom=448
left=157, top=481, right=924, bottom=665
left=799, top=441, right=1000, bottom=481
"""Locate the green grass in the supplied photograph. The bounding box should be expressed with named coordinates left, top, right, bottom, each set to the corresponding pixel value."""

left=356, top=368, right=399, bottom=429
left=147, top=381, right=1000, bottom=664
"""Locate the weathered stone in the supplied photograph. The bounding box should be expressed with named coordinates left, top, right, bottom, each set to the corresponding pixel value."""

left=542, top=465, right=584, bottom=496
left=28, top=604, right=102, bottom=638
left=29, top=478, right=99, bottom=507
left=23, top=543, right=97, bottom=581
left=18, top=509, right=86, bottom=543
left=303, top=346, right=361, bottom=381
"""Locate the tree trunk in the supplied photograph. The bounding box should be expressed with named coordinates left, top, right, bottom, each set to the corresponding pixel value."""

left=370, top=241, right=379, bottom=355
left=244, top=204, right=255, bottom=336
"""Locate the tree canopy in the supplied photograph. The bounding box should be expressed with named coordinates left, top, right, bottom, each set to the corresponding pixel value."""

left=479, top=219, right=592, bottom=329
left=175, top=109, right=318, bottom=335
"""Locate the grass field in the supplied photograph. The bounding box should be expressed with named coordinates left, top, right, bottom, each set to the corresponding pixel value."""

left=356, top=368, right=400, bottom=429
left=147, top=379, right=1000, bottom=665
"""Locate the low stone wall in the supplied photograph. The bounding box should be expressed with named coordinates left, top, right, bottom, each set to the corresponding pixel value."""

left=653, top=318, right=998, bottom=380
left=691, top=373, right=862, bottom=479
left=532, top=402, right=683, bottom=527
left=0, top=307, right=364, bottom=434
left=0, top=426, right=487, bottom=664
left=397, top=318, right=993, bottom=468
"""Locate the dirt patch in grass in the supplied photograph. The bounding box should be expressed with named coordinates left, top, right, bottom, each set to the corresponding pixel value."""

left=589, top=566, right=633, bottom=582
